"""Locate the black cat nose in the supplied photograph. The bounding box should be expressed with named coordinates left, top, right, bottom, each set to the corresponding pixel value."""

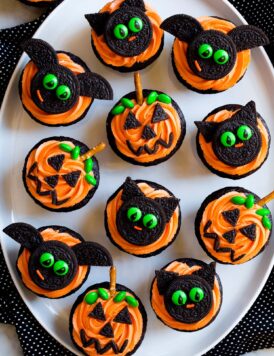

left=142, top=125, right=156, bottom=140
left=99, top=322, right=114, bottom=338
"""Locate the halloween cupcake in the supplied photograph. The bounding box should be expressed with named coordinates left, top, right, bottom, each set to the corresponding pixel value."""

left=19, top=0, right=60, bottom=7
left=23, top=137, right=105, bottom=212
left=107, top=73, right=186, bottom=166
left=195, top=101, right=271, bottom=179
left=160, top=14, right=269, bottom=93
left=19, top=39, right=113, bottom=126
left=150, top=258, right=222, bottom=331
left=105, top=177, right=181, bottom=257
left=85, top=0, right=164, bottom=72
left=3, top=223, right=113, bottom=299
left=195, top=187, right=273, bottom=265
left=70, top=266, right=147, bottom=356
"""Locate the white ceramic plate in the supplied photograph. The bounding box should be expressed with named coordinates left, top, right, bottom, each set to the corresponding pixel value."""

left=1, top=0, right=274, bottom=355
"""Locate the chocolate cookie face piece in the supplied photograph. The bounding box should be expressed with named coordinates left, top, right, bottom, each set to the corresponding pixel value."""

left=105, top=7, right=152, bottom=57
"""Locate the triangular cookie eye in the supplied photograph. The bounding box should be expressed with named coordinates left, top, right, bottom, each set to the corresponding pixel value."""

left=44, top=175, right=59, bottom=188
left=240, top=223, right=256, bottom=241
left=113, top=306, right=132, bottom=324
left=47, top=154, right=65, bottom=172
left=62, top=171, right=81, bottom=187
left=222, top=209, right=240, bottom=226
left=88, top=302, right=106, bottom=321
left=151, top=103, right=168, bottom=123
left=124, top=112, right=141, bottom=130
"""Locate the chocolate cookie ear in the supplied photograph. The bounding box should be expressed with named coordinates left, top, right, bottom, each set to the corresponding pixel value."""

left=121, top=0, right=146, bottom=12
left=195, top=121, right=220, bottom=143
left=232, top=100, right=257, bottom=123
left=154, top=197, right=179, bottom=222
left=160, top=14, right=203, bottom=42
left=121, top=177, right=145, bottom=202
left=3, top=223, right=42, bottom=251
left=228, top=25, right=269, bottom=52
left=72, top=242, right=113, bottom=266
left=155, top=270, right=179, bottom=295
left=192, top=262, right=216, bottom=289
left=85, top=12, right=111, bottom=36
left=21, top=39, right=58, bottom=69
left=78, top=72, right=113, bottom=100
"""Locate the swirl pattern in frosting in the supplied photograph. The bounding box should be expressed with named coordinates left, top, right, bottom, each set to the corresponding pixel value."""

left=173, top=16, right=251, bottom=92
left=151, top=260, right=222, bottom=331
left=21, top=53, right=92, bottom=125
left=17, top=227, right=89, bottom=298
left=91, top=0, right=164, bottom=68
left=199, top=190, right=271, bottom=264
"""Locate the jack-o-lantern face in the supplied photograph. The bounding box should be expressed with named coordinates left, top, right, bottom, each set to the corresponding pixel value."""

left=107, top=90, right=186, bottom=166
left=70, top=282, right=147, bottom=356
left=23, top=137, right=100, bottom=212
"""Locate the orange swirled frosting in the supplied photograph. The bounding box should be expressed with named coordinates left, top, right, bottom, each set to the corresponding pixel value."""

left=199, top=191, right=271, bottom=264
left=91, top=0, right=163, bottom=68
left=17, top=228, right=89, bottom=298
left=72, top=288, right=143, bottom=355
left=151, top=261, right=222, bottom=331
left=21, top=53, right=92, bottom=125
left=173, top=17, right=251, bottom=92
left=198, top=108, right=269, bottom=176
left=111, top=98, right=182, bottom=164
left=106, top=182, right=179, bottom=255
left=25, top=139, right=96, bottom=209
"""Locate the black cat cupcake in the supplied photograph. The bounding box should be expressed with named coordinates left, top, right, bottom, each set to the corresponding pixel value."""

left=150, top=258, right=222, bottom=331
left=161, top=14, right=269, bottom=93
left=105, top=177, right=181, bottom=257
left=195, top=101, right=271, bottom=179
left=85, top=0, right=164, bottom=72
left=19, top=39, right=113, bottom=126
left=23, top=137, right=105, bottom=212
left=3, top=223, right=113, bottom=299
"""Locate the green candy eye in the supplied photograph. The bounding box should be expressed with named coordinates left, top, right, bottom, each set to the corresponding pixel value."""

left=189, top=287, right=204, bottom=302
left=220, top=131, right=236, bottom=147
left=198, top=44, right=213, bottom=59
left=40, top=252, right=54, bottom=268
left=53, top=260, right=69, bottom=276
left=171, top=290, right=187, bottom=306
left=56, top=85, right=71, bottom=101
left=237, top=125, right=253, bottom=141
left=143, top=214, right=158, bottom=229
left=42, top=73, right=58, bottom=90
left=127, top=207, right=142, bottom=222
left=128, top=17, right=143, bottom=33
left=113, top=24, right=128, bottom=39
left=214, top=49, right=229, bottom=65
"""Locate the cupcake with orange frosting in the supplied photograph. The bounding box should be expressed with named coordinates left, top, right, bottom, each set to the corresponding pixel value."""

left=105, top=177, right=181, bottom=257
left=160, top=14, right=269, bottom=93
left=85, top=0, right=164, bottom=72
left=195, top=187, right=272, bottom=265
left=195, top=101, right=271, bottom=179
left=3, top=223, right=113, bottom=299
left=150, top=258, right=222, bottom=331
left=19, top=0, right=60, bottom=7
left=23, top=137, right=105, bottom=212
left=19, top=39, right=113, bottom=126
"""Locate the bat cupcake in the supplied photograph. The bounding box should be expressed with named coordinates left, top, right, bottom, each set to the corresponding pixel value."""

left=105, top=177, right=181, bottom=257
left=19, top=39, right=113, bottom=126
left=150, top=258, right=222, bottom=331
left=23, top=137, right=105, bottom=212
left=160, top=14, right=269, bottom=93
left=3, top=223, right=113, bottom=299
left=70, top=266, right=147, bottom=355
left=85, top=0, right=164, bottom=72
left=195, top=101, right=271, bottom=179
left=107, top=73, right=186, bottom=166
left=195, top=187, right=273, bottom=264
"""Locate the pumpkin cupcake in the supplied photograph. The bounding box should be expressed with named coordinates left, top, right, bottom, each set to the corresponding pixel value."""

left=105, top=177, right=181, bottom=257
left=160, top=14, right=269, bottom=93
left=3, top=223, right=113, bottom=299
left=150, top=258, right=223, bottom=331
left=19, top=39, right=113, bottom=126
left=23, top=137, right=105, bottom=212
left=85, top=0, right=164, bottom=72
left=195, top=187, right=273, bottom=264
left=195, top=101, right=271, bottom=179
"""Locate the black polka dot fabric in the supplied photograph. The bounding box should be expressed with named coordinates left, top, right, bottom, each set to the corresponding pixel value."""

left=0, top=1, right=274, bottom=355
